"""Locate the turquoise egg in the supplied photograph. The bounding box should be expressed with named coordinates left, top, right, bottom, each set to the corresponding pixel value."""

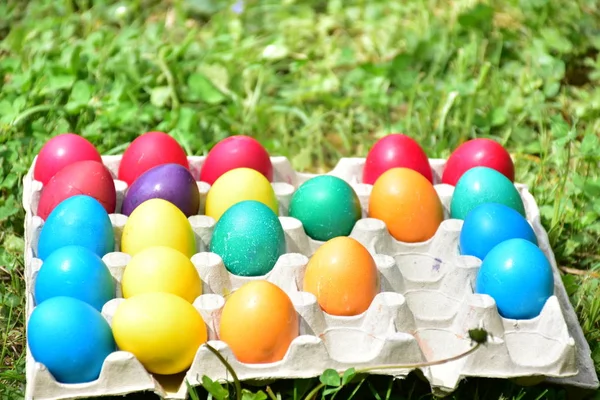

left=450, top=167, right=525, bottom=220
left=289, top=175, right=362, bottom=241
left=37, top=195, right=115, bottom=261
left=210, top=200, right=286, bottom=277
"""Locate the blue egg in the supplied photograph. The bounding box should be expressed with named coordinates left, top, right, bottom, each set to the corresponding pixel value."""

left=210, top=200, right=286, bottom=277
left=27, top=296, right=116, bottom=383
left=34, top=245, right=116, bottom=311
left=37, top=195, right=115, bottom=261
left=475, top=238, right=554, bottom=320
left=459, top=203, right=538, bottom=260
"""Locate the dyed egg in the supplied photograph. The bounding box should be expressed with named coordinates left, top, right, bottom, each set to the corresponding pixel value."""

left=121, top=246, right=202, bottom=302
left=205, top=168, right=279, bottom=221
left=210, top=200, right=286, bottom=277
left=33, top=133, right=102, bottom=185
left=37, top=195, right=115, bottom=261
left=368, top=168, right=444, bottom=243
left=111, top=292, right=207, bottom=375
left=219, top=281, right=298, bottom=363
left=303, top=236, right=379, bottom=316
left=442, top=138, right=515, bottom=186
left=34, top=245, right=115, bottom=311
left=362, top=133, right=433, bottom=184
left=475, top=238, right=554, bottom=319
left=121, top=163, right=200, bottom=217
left=460, top=203, right=538, bottom=260
left=118, top=132, right=189, bottom=186
left=199, top=135, right=273, bottom=185
left=450, top=167, right=525, bottom=220
left=289, top=175, right=361, bottom=241
left=37, top=160, right=116, bottom=220
left=27, top=296, right=116, bottom=383
left=121, top=198, right=196, bottom=257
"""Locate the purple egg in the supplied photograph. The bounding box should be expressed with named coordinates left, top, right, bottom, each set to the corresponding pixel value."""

left=121, top=163, right=200, bottom=217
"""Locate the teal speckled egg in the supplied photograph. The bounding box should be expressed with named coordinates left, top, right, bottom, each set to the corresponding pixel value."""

left=289, top=175, right=362, bottom=241
left=450, top=166, right=526, bottom=220
left=210, top=200, right=286, bottom=277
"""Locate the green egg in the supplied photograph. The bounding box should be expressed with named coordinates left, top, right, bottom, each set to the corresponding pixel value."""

left=450, top=166, right=526, bottom=220
left=210, top=200, right=286, bottom=277
left=289, top=175, right=362, bottom=241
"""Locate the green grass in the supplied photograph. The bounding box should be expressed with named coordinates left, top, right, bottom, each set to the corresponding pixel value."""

left=1, top=0, right=600, bottom=398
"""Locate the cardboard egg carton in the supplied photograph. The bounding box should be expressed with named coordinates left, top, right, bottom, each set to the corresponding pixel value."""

left=21, top=155, right=599, bottom=399
left=22, top=215, right=579, bottom=399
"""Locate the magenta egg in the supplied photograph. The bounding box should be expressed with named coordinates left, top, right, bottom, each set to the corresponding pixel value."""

left=121, top=164, right=200, bottom=217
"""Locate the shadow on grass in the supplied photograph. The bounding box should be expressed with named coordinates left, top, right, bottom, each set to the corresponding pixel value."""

left=90, top=371, right=597, bottom=400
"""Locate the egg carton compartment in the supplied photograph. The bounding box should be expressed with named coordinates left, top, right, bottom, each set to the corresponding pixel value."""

left=21, top=156, right=599, bottom=399
left=24, top=211, right=578, bottom=399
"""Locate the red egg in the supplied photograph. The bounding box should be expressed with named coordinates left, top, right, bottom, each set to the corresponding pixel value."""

left=33, top=133, right=102, bottom=185
left=362, top=134, right=432, bottom=184
left=37, top=160, right=116, bottom=220
left=442, top=138, right=514, bottom=186
left=199, top=135, right=273, bottom=185
left=118, top=132, right=189, bottom=186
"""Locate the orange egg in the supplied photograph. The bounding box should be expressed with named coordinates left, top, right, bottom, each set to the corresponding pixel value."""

left=368, top=167, right=443, bottom=243
left=303, top=237, right=379, bottom=316
left=219, top=281, right=298, bottom=364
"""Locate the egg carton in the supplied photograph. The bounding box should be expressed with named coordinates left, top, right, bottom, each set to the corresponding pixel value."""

left=21, top=214, right=579, bottom=399
left=21, top=155, right=599, bottom=400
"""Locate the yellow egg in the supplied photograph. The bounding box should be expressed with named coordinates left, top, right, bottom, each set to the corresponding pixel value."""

left=111, top=292, right=207, bottom=375
left=121, top=246, right=202, bottom=303
left=121, top=198, right=196, bottom=257
left=205, top=167, right=279, bottom=221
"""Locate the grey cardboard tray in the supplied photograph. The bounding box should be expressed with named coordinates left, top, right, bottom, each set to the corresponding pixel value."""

left=21, top=155, right=599, bottom=399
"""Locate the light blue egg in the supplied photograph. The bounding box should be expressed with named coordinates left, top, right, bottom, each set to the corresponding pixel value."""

left=27, top=296, right=116, bottom=383
left=37, top=195, right=114, bottom=261
left=34, top=245, right=116, bottom=311
left=475, top=238, right=554, bottom=320
left=460, top=203, right=538, bottom=260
